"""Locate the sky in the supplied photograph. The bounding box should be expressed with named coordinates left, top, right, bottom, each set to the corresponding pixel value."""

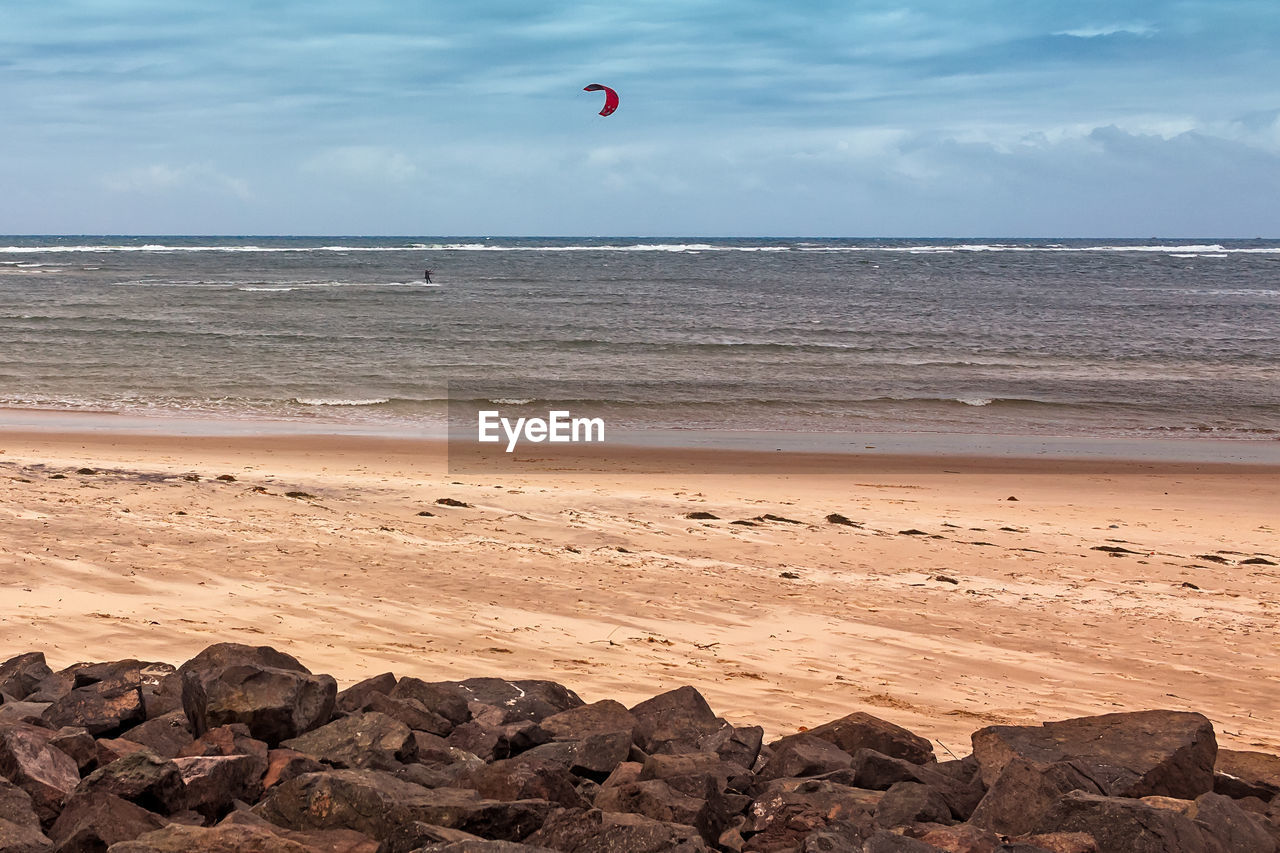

left=2, top=1, right=1279, bottom=236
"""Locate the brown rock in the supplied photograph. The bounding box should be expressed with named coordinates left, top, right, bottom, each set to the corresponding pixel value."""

left=47, top=728, right=96, bottom=774
left=0, top=777, right=42, bottom=832
left=524, top=807, right=710, bottom=852
left=121, top=711, right=194, bottom=759
left=75, top=749, right=186, bottom=815
left=46, top=791, right=166, bottom=852
left=262, top=748, right=325, bottom=790
left=783, top=712, right=934, bottom=766
left=0, top=655, right=52, bottom=703
left=449, top=678, right=584, bottom=726
left=1215, top=749, right=1280, bottom=802
left=874, top=781, right=952, bottom=828
left=972, top=710, right=1217, bottom=800
left=334, top=672, right=397, bottom=715
left=174, top=754, right=265, bottom=820
left=969, top=757, right=1104, bottom=836
left=540, top=700, right=637, bottom=742
left=746, top=779, right=882, bottom=851
left=94, top=737, right=152, bottom=767
left=629, top=686, right=730, bottom=755
left=0, top=723, right=82, bottom=825
left=465, top=755, right=587, bottom=808
left=389, top=678, right=471, bottom=729
left=0, top=704, right=50, bottom=728
left=280, top=711, right=416, bottom=770
left=105, top=821, right=312, bottom=852
left=756, top=733, right=854, bottom=783
left=1035, top=790, right=1213, bottom=852
left=253, top=769, right=552, bottom=842
left=361, top=692, right=454, bottom=737
left=0, top=818, right=52, bottom=853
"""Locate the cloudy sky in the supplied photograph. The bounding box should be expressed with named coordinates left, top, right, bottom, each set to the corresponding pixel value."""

left=3, top=1, right=1278, bottom=236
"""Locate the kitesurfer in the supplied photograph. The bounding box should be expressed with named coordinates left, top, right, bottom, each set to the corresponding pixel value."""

left=424, top=269, right=433, bottom=283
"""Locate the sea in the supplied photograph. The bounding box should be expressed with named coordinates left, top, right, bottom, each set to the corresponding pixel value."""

left=1, top=236, right=1278, bottom=444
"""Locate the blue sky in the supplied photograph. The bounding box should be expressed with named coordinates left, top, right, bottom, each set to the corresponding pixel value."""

left=2, top=1, right=1278, bottom=236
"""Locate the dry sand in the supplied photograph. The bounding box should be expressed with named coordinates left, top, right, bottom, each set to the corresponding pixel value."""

left=1, top=427, right=1277, bottom=755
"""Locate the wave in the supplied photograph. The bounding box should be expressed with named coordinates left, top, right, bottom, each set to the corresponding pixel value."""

left=294, top=398, right=390, bottom=407
left=4, top=240, right=1280, bottom=256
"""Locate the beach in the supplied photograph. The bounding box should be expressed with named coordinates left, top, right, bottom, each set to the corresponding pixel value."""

left=3, top=423, right=1276, bottom=755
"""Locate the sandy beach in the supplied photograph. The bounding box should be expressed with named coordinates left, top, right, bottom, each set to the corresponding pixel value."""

left=1, top=425, right=1277, bottom=757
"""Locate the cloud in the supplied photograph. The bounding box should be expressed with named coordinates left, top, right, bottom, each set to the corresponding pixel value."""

left=101, top=163, right=251, bottom=199
left=1055, top=24, right=1156, bottom=39
left=301, top=147, right=419, bottom=182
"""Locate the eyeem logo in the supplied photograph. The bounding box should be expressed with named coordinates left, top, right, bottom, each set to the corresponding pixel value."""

left=478, top=410, right=605, bottom=452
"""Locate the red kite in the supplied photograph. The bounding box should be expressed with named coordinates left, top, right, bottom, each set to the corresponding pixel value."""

left=583, top=84, right=619, bottom=117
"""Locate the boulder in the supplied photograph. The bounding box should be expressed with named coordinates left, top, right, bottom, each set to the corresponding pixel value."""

left=972, top=710, right=1217, bottom=800
left=1215, top=749, right=1280, bottom=802
left=463, top=755, right=586, bottom=808
left=0, top=723, right=81, bottom=825
left=174, top=754, right=266, bottom=820
left=46, top=791, right=166, bottom=852
left=746, top=779, right=882, bottom=851
left=447, top=678, right=584, bottom=727
left=539, top=700, right=637, bottom=742
left=179, top=723, right=269, bottom=766
left=95, top=737, right=151, bottom=767
left=105, top=822, right=313, bottom=852
left=0, top=704, right=49, bottom=728
left=47, top=728, right=97, bottom=774
left=120, top=711, right=195, bottom=759
left=1035, top=790, right=1214, bottom=852
left=360, top=692, right=454, bottom=737
left=638, top=751, right=750, bottom=796
left=262, top=748, right=325, bottom=790
left=1186, top=792, right=1277, bottom=853
left=969, top=757, right=1104, bottom=836
left=629, top=687, right=730, bottom=755
left=334, top=673, right=397, bottom=715
left=0, top=777, right=42, bottom=832
left=755, top=734, right=854, bottom=783
left=524, top=807, right=710, bottom=852
left=389, top=679, right=471, bottom=729
left=447, top=720, right=550, bottom=762
left=40, top=678, right=145, bottom=738
left=786, top=712, right=935, bottom=766
left=874, top=781, right=953, bottom=828
left=280, top=711, right=416, bottom=770
left=0, top=819, right=52, bottom=853
left=253, top=769, right=552, bottom=841
left=75, top=749, right=186, bottom=815
left=177, top=644, right=336, bottom=745
left=0, top=655, right=51, bottom=703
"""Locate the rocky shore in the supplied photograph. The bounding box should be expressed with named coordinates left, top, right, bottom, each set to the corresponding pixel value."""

left=1, top=644, right=1276, bottom=853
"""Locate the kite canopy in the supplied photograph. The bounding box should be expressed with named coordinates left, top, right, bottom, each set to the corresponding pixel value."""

left=583, top=83, right=619, bottom=117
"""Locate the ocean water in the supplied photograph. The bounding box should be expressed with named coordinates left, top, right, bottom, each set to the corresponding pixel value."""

left=1, top=236, right=1278, bottom=440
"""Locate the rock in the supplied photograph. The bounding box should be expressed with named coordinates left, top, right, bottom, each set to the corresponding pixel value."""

left=75, top=750, right=186, bottom=815
left=217, top=810, right=381, bottom=852
left=46, top=791, right=166, bottom=852
left=334, top=673, right=397, bottom=715
left=280, top=711, right=416, bottom=771
left=47, top=728, right=97, bottom=774
left=254, top=769, right=552, bottom=842
left=95, top=737, right=152, bottom=767
left=358, top=692, right=455, bottom=737
left=972, top=710, right=1217, bottom=800
left=524, top=807, right=710, bottom=852
left=781, top=712, right=934, bottom=766
left=968, top=757, right=1104, bottom=836
left=389, top=679, right=471, bottom=730
left=0, top=655, right=51, bottom=703
left=448, top=678, right=583, bottom=726
left=902, top=822, right=1006, bottom=851
left=629, top=686, right=730, bottom=755
left=174, top=754, right=265, bottom=820
left=179, top=723, right=269, bottom=765
left=0, top=819, right=52, bottom=853
left=0, top=778, right=41, bottom=832
left=848, top=748, right=983, bottom=819
left=700, top=725, right=765, bottom=770
left=0, top=704, right=50, bottom=728
left=874, top=781, right=952, bottom=828
left=638, top=751, right=750, bottom=796
left=860, top=832, right=944, bottom=853
left=183, top=666, right=336, bottom=747
left=1186, top=792, right=1278, bottom=852
left=262, top=749, right=325, bottom=790
left=539, top=700, right=636, bottom=742
left=40, top=674, right=146, bottom=738
left=1215, top=749, right=1280, bottom=802
left=755, top=733, right=854, bottom=783
left=1012, top=833, right=1099, bottom=853
left=0, top=722, right=82, bottom=825
left=596, top=776, right=731, bottom=846
left=105, top=822, right=311, bottom=852
left=379, top=822, right=491, bottom=853
left=463, top=755, right=586, bottom=808
left=746, top=779, right=882, bottom=851
left=121, top=711, right=195, bottom=759
left=1035, top=790, right=1213, bottom=852
left=447, top=720, right=550, bottom=763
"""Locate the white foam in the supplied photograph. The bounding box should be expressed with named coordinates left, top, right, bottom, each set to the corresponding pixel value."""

left=294, top=398, right=390, bottom=406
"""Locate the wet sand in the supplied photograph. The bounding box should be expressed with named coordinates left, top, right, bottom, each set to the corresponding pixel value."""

left=1, top=426, right=1277, bottom=753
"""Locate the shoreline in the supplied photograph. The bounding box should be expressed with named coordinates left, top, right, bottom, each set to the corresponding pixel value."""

left=2, top=405, right=1279, bottom=466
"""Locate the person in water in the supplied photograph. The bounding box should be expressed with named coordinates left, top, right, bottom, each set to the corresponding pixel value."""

left=424, top=269, right=433, bottom=283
